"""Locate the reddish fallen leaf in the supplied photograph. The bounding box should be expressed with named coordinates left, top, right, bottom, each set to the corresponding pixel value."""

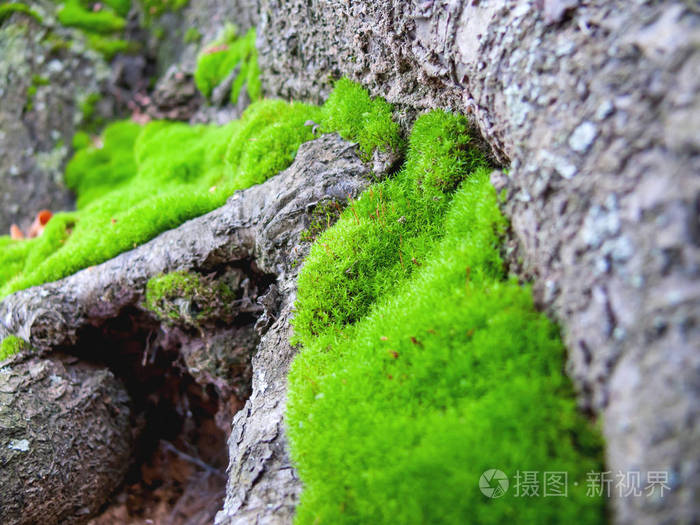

left=28, top=209, right=52, bottom=238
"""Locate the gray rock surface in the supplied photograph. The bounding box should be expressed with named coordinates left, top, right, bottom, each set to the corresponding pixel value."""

left=0, top=9, right=115, bottom=234
left=0, top=354, right=132, bottom=525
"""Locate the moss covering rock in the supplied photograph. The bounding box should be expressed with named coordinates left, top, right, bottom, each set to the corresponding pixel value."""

left=0, top=335, right=30, bottom=361
left=287, top=110, right=605, bottom=524
left=194, top=25, right=261, bottom=105
left=144, top=270, right=238, bottom=326
left=0, top=80, right=400, bottom=357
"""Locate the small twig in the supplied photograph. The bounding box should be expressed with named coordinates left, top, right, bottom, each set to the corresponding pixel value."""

left=160, top=440, right=226, bottom=479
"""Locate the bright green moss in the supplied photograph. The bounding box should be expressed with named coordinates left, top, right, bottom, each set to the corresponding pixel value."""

left=72, top=130, right=91, bottom=150
left=319, top=78, right=401, bottom=157
left=144, top=270, right=236, bottom=325
left=293, top=111, right=476, bottom=342
left=0, top=335, right=29, bottom=361
left=57, top=0, right=126, bottom=34
left=86, top=34, right=134, bottom=60
left=103, top=0, right=131, bottom=17
left=0, top=3, right=43, bottom=24
left=194, top=26, right=260, bottom=105
left=287, top=111, right=605, bottom=524
left=0, top=80, right=401, bottom=298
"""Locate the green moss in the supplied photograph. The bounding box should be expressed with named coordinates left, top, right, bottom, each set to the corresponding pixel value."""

left=184, top=27, right=202, bottom=44
left=104, top=0, right=132, bottom=17
left=0, top=3, right=43, bottom=24
left=86, top=34, right=134, bottom=60
left=31, top=74, right=49, bottom=86
left=319, top=78, right=402, bottom=158
left=24, top=75, right=51, bottom=113
left=194, top=26, right=260, bottom=105
left=78, top=92, right=100, bottom=124
left=72, top=130, right=91, bottom=150
left=0, top=80, right=401, bottom=298
left=287, top=111, right=605, bottom=524
left=144, top=270, right=236, bottom=325
left=57, top=0, right=126, bottom=34
left=43, top=31, right=72, bottom=53
left=0, top=335, right=30, bottom=361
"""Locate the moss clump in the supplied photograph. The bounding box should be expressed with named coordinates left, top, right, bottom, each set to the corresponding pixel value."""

left=0, top=3, right=43, bottom=24
left=319, top=78, right=401, bottom=158
left=287, top=111, right=605, bottom=524
left=194, top=26, right=260, bottom=105
left=0, top=335, right=30, bottom=361
left=85, top=34, right=134, bottom=60
left=0, top=80, right=401, bottom=298
left=144, top=270, right=236, bottom=326
left=57, top=0, right=126, bottom=34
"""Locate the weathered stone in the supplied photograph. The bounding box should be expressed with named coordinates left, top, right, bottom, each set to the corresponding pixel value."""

left=0, top=354, right=132, bottom=525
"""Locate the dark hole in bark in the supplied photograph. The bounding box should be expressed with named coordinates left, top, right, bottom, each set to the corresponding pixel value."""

left=58, top=259, right=277, bottom=524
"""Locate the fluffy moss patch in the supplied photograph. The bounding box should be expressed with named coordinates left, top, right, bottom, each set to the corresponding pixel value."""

left=287, top=111, right=605, bottom=524
left=0, top=80, right=401, bottom=300
left=0, top=3, right=43, bottom=24
left=57, top=0, right=126, bottom=34
left=194, top=26, right=261, bottom=104
left=0, top=335, right=29, bottom=361
left=318, top=78, right=401, bottom=158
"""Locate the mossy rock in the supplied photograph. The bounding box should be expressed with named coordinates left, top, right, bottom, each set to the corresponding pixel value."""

left=144, top=270, right=239, bottom=326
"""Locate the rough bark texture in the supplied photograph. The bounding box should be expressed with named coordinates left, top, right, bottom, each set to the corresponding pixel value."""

left=214, top=284, right=302, bottom=525
left=252, top=2, right=700, bottom=523
left=0, top=134, right=371, bottom=521
left=0, top=354, right=132, bottom=525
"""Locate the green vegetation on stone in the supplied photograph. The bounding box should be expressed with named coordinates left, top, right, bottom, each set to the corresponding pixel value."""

left=86, top=34, right=134, bottom=60
left=24, top=75, right=50, bottom=112
left=194, top=26, right=260, bottom=105
left=318, top=78, right=401, bottom=158
left=57, top=0, right=126, bottom=34
left=0, top=3, right=43, bottom=24
left=287, top=110, right=605, bottom=524
left=144, top=270, right=236, bottom=326
left=0, top=80, right=400, bottom=302
left=0, top=335, right=29, bottom=361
